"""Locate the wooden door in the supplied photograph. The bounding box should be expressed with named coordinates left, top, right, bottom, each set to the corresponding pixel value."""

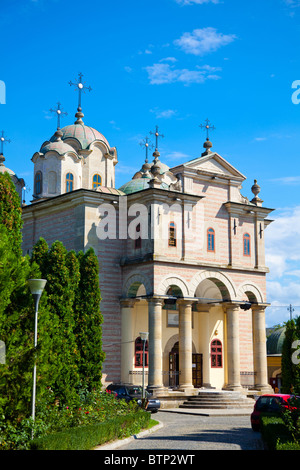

left=192, top=353, right=203, bottom=388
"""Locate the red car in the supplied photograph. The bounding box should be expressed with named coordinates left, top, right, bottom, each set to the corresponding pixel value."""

left=251, top=394, right=297, bottom=431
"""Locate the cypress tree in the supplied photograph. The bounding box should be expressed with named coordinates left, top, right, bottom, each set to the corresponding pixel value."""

left=0, top=173, right=50, bottom=421
left=40, top=241, right=80, bottom=404
left=74, top=248, right=105, bottom=391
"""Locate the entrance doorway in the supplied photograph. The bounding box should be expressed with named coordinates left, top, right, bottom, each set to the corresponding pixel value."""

left=192, top=353, right=203, bottom=388
left=169, top=342, right=179, bottom=387
left=169, top=342, right=203, bottom=388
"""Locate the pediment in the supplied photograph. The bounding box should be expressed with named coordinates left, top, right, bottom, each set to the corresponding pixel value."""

left=182, top=152, right=246, bottom=181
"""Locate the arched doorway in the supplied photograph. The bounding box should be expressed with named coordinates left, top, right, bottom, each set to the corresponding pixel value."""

left=169, top=341, right=203, bottom=388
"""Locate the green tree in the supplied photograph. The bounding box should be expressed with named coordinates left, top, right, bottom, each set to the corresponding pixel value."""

left=0, top=172, right=23, bottom=255
left=38, top=241, right=80, bottom=404
left=281, top=319, right=300, bottom=394
left=74, top=248, right=105, bottom=391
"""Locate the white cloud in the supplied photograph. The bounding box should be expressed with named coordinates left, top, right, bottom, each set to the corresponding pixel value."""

left=270, top=176, right=300, bottom=185
left=165, top=151, right=192, bottom=161
left=150, top=108, right=177, bottom=119
left=159, top=57, right=178, bottom=63
left=175, top=0, right=220, bottom=5
left=265, top=206, right=300, bottom=314
left=145, top=62, right=221, bottom=85
left=174, top=27, right=236, bottom=56
left=254, top=137, right=267, bottom=141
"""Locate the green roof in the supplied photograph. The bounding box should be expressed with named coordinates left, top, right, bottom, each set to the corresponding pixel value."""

left=119, top=176, right=169, bottom=195
left=267, top=327, right=286, bottom=355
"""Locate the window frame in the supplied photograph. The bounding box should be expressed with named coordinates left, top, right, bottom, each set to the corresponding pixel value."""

left=93, top=173, right=102, bottom=189
left=243, top=233, right=251, bottom=257
left=211, top=339, right=223, bottom=368
left=34, top=171, right=42, bottom=195
left=134, top=223, right=142, bottom=249
left=207, top=227, right=215, bottom=252
left=134, top=336, right=149, bottom=368
left=168, top=221, right=177, bottom=247
left=65, top=172, right=74, bottom=192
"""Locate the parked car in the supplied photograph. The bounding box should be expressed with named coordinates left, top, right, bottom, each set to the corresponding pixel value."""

left=106, top=384, right=161, bottom=413
left=250, top=394, right=299, bottom=431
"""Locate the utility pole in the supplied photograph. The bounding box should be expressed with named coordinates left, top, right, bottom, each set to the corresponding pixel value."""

left=287, top=304, right=295, bottom=321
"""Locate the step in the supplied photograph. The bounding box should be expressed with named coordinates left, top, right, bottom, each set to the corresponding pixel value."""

left=178, top=390, right=255, bottom=409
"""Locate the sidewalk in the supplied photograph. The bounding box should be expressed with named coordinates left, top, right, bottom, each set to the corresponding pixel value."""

left=159, top=407, right=253, bottom=417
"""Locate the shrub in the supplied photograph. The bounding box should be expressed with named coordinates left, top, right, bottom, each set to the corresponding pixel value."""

left=29, top=411, right=151, bottom=450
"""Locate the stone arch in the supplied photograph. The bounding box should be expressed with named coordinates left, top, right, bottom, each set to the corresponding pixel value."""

left=156, top=275, right=190, bottom=298
left=164, top=334, right=197, bottom=355
left=190, top=270, right=236, bottom=301
left=123, top=273, right=152, bottom=298
left=237, top=282, right=264, bottom=304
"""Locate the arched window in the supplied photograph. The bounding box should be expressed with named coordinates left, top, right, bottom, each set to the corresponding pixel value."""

left=168, top=222, right=176, bottom=247
left=34, top=171, right=42, bottom=195
left=207, top=228, right=215, bottom=252
left=93, top=173, right=102, bottom=189
left=243, top=233, right=251, bottom=256
left=135, top=336, right=148, bottom=368
left=135, top=223, right=141, bottom=249
left=66, top=172, right=74, bottom=192
left=211, top=339, right=222, bottom=368
left=48, top=171, right=57, bottom=194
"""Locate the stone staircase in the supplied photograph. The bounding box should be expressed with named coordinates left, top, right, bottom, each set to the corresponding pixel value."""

left=179, top=390, right=255, bottom=409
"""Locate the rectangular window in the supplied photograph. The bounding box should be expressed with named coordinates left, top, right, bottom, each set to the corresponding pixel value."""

left=207, top=228, right=215, bottom=252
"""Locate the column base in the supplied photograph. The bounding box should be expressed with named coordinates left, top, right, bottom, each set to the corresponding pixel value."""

left=147, top=385, right=166, bottom=397
left=178, top=384, right=196, bottom=394
left=254, top=384, right=274, bottom=394
left=223, top=384, right=244, bottom=393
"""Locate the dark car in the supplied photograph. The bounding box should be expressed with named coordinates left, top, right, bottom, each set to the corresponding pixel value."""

left=250, top=394, right=298, bottom=431
left=106, top=384, right=160, bottom=413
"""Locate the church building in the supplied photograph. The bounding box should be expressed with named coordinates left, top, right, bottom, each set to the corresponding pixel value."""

left=19, top=76, right=274, bottom=397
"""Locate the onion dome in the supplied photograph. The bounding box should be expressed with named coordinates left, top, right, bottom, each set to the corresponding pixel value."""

left=119, top=177, right=169, bottom=195
left=40, top=139, right=77, bottom=156
left=49, top=122, right=110, bottom=150
left=267, top=327, right=286, bottom=355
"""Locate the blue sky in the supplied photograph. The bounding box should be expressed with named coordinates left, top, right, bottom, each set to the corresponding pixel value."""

left=1, top=0, right=300, bottom=326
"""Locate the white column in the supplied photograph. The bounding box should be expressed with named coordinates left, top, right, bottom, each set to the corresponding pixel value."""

left=196, top=304, right=211, bottom=388
left=120, top=299, right=136, bottom=384
left=178, top=299, right=194, bottom=392
left=147, top=297, right=164, bottom=392
left=252, top=305, right=273, bottom=392
left=223, top=303, right=243, bottom=391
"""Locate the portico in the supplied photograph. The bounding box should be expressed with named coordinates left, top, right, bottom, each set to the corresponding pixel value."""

left=120, top=291, right=272, bottom=396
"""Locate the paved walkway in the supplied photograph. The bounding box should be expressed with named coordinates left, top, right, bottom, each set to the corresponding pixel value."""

left=96, top=407, right=263, bottom=452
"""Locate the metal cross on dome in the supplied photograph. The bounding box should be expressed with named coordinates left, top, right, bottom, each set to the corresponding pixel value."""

left=150, top=125, right=164, bottom=150
left=0, top=130, right=11, bottom=154
left=199, top=118, right=216, bottom=140
left=69, top=73, right=92, bottom=110
left=49, top=102, right=68, bottom=129
left=140, top=136, right=154, bottom=161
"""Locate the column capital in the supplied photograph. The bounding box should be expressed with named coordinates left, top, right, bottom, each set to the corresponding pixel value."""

left=251, top=303, right=267, bottom=312
left=120, top=298, right=139, bottom=308
left=147, top=296, right=164, bottom=306
left=222, top=302, right=241, bottom=313
left=196, top=303, right=211, bottom=313
left=177, top=298, right=195, bottom=308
